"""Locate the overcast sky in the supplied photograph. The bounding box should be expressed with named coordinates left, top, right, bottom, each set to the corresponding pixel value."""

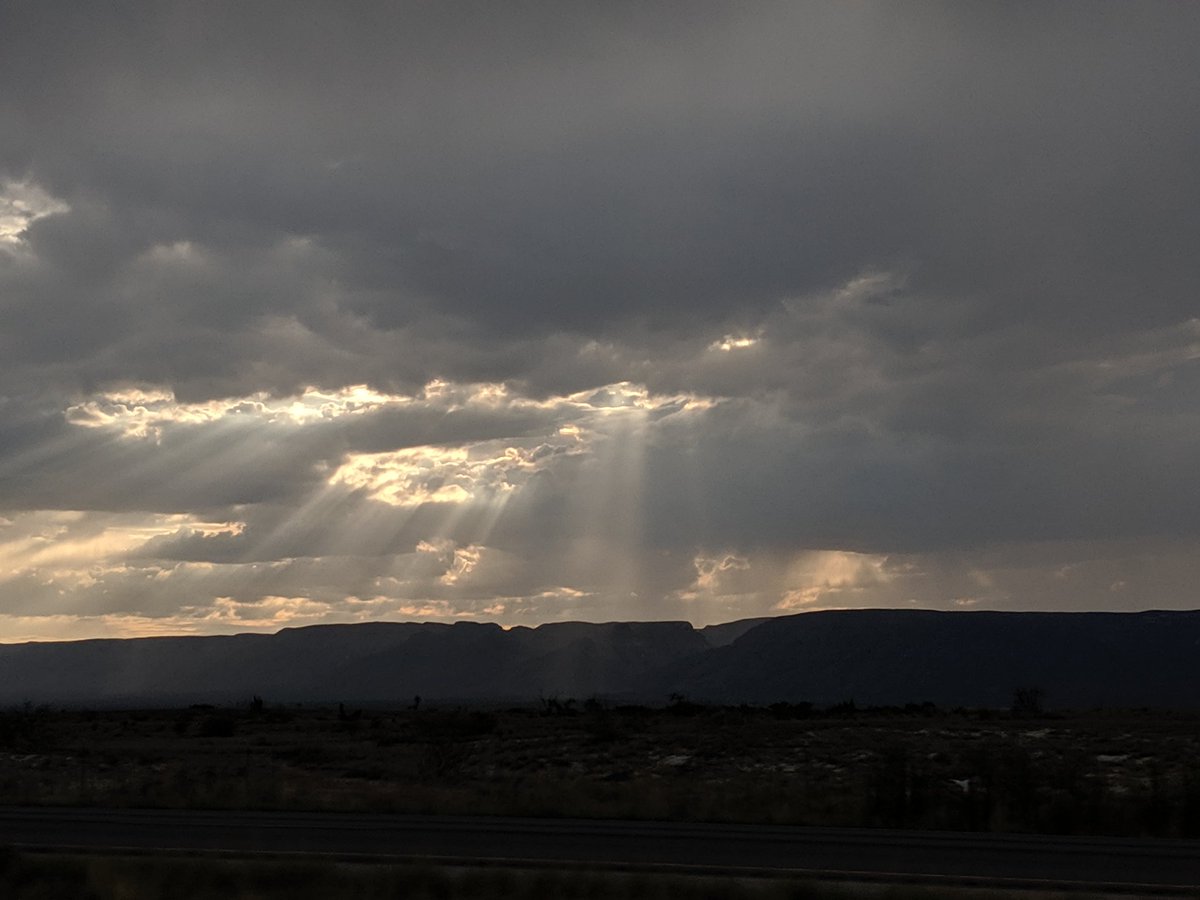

left=1, top=2, right=1198, bottom=641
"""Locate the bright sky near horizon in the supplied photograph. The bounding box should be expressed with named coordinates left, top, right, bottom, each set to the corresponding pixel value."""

left=1, top=2, right=1199, bottom=641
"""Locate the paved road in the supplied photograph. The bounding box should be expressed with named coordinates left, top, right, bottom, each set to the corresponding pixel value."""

left=1, top=807, right=1198, bottom=891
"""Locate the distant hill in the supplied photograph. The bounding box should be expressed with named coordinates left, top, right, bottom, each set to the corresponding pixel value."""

left=661, top=609, right=1200, bottom=709
left=697, top=617, right=772, bottom=647
left=1, top=609, right=1199, bottom=709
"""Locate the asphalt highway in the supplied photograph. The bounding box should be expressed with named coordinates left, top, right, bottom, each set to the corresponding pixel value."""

left=1, top=806, right=1198, bottom=892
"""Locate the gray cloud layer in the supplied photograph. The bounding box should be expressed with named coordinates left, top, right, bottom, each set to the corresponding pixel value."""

left=1, top=3, right=1198, bottom=637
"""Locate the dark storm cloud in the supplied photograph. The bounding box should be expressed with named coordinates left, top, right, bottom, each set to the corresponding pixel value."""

left=4, top=4, right=1197, bottom=353
left=1, top=2, right=1199, bottom=633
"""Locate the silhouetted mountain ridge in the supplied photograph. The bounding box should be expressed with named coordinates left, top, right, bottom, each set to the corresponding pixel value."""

left=1, top=609, right=1199, bottom=708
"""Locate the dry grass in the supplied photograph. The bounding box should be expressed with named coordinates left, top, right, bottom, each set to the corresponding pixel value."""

left=2, top=703, right=1200, bottom=837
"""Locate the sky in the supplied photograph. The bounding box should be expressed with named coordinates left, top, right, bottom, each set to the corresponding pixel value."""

left=1, top=2, right=1198, bottom=641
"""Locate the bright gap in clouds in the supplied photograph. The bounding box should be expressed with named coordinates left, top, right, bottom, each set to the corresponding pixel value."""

left=0, top=380, right=744, bottom=637
left=0, top=179, right=69, bottom=246
left=65, top=384, right=401, bottom=440
left=709, top=333, right=761, bottom=352
left=5, top=283, right=1199, bottom=642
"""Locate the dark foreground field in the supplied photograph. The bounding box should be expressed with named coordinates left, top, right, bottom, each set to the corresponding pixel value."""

left=3, top=701, right=1200, bottom=839
left=0, top=848, right=1110, bottom=900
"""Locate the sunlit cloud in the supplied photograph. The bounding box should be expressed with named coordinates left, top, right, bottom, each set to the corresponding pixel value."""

left=63, top=379, right=714, bottom=443
left=709, top=333, right=760, bottom=353
left=0, top=613, right=209, bottom=643
left=776, top=551, right=893, bottom=611
left=670, top=549, right=898, bottom=619
left=832, top=270, right=907, bottom=307
left=178, top=594, right=335, bottom=629
left=0, top=178, right=69, bottom=246
left=1, top=376, right=726, bottom=634
left=330, top=442, right=550, bottom=507
left=64, top=384, right=404, bottom=441
left=0, top=510, right=240, bottom=578
left=441, top=546, right=493, bottom=589
left=677, top=553, right=752, bottom=602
